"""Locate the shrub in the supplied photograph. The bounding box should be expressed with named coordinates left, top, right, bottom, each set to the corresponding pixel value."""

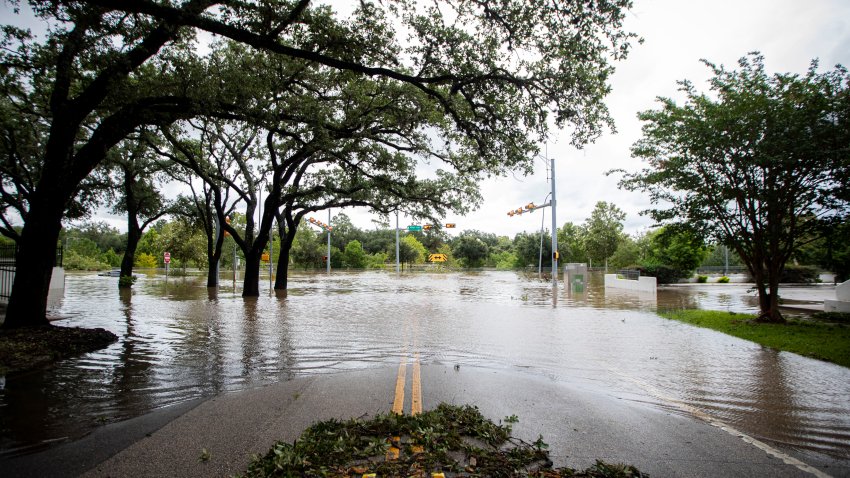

left=134, top=252, right=158, bottom=268
left=697, top=275, right=708, bottom=283
left=780, top=264, right=819, bottom=283
left=717, top=276, right=730, bottom=283
left=63, top=250, right=110, bottom=271
left=639, top=264, right=685, bottom=284
left=118, top=275, right=137, bottom=288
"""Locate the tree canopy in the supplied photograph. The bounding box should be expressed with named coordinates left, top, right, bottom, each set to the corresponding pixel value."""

left=617, top=53, right=850, bottom=321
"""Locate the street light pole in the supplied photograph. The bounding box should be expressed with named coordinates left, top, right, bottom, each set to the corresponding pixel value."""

left=550, top=153, right=558, bottom=287
left=327, top=208, right=331, bottom=274
left=395, top=210, right=400, bottom=273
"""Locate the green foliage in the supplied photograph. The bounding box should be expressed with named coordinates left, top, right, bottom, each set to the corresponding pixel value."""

left=102, top=249, right=122, bottom=268
left=643, top=227, right=707, bottom=274
left=134, top=252, right=158, bottom=269
left=118, top=275, right=137, bottom=288
left=491, top=251, right=518, bottom=270
left=660, top=310, right=850, bottom=368
left=558, top=222, right=588, bottom=264
left=697, top=275, right=708, bottom=283
left=717, top=276, right=731, bottom=283
left=584, top=201, right=626, bottom=269
left=399, top=235, right=427, bottom=266
left=365, top=252, right=389, bottom=269
left=62, top=250, right=111, bottom=271
left=640, top=264, right=685, bottom=284
left=239, top=403, right=645, bottom=478
left=779, top=265, right=819, bottom=284
left=512, top=231, right=552, bottom=268
left=452, top=231, right=490, bottom=268
left=342, top=240, right=367, bottom=269
left=158, top=219, right=207, bottom=269
left=620, top=53, right=850, bottom=321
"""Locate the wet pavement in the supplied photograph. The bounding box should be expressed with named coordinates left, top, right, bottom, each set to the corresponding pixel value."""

left=1, top=270, right=849, bottom=474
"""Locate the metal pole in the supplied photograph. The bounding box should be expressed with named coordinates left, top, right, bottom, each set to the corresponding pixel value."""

left=326, top=208, right=331, bottom=274
left=538, top=207, right=545, bottom=278
left=550, top=152, right=558, bottom=287
left=395, top=211, right=400, bottom=273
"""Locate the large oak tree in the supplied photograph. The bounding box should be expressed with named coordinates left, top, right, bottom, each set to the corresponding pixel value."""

left=1, top=0, right=634, bottom=327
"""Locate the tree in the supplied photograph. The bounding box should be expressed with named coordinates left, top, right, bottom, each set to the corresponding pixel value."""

left=558, top=222, right=588, bottom=264
left=399, top=235, right=427, bottom=268
left=618, top=53, right=850, bottom=322
left=342, top=240, right=367, bottom=269
left=452, top=231, right=490, bottom=268
left=1, top=0, right=635, bottom=327
left=583, top=201, right=626, bottom=271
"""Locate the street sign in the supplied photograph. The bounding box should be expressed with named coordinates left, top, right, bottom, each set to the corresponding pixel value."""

left=163, top=252, right=171, bottom=264
left=407, top=225, right=422, bottom=231
left=428, top=253, right=447, bottom=262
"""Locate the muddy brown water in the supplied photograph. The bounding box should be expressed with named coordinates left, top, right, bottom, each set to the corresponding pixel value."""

left=1, top=270, right=848, bottom=460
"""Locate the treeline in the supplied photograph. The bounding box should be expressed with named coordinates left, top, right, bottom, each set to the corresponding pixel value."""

left=50, top=196, right=847, bottom=284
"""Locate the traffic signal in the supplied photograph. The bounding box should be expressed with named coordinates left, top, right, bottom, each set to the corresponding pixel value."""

left=515, top=208, right=524, bottom=215
left=445, top=223, right=456, bottom=228
left=423, top=224, right=432, bottom=230
left=553, top=251, right=559, bottom=261
left=525, top=203, right=535, bottom=210
left=507, top=211, right=514, bottom=217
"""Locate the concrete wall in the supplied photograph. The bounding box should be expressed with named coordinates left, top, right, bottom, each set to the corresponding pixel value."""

left=604, top=274, right=657, bottom=294
left=825, top=280, right=850, bottom=313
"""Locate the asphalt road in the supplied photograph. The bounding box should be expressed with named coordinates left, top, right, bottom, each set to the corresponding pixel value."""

left=4, top=363, right=848, bottom=477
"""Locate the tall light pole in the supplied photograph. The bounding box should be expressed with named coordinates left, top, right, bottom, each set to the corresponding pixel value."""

left=395, top=210, right=400, bottom=273
left=326, top=208, right=331, bottom=274
left=550, top=153, right=558, bottom=287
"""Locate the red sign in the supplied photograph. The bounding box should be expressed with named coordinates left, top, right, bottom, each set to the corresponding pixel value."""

left=164, top=252, right=171, bottom=264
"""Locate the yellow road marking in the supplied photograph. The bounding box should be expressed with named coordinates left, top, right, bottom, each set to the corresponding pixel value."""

left=411, top=353, right=422, bottom=415
left=392, top=355, right=407, bottom=415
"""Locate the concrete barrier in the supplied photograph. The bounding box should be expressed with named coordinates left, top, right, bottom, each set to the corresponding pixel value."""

left=604, top=273, right=657, bottom=294
left=825, top=280, right=850, bottom=313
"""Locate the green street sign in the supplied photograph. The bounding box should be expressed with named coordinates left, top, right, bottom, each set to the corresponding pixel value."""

left=407, top=225, right=422, bottom=231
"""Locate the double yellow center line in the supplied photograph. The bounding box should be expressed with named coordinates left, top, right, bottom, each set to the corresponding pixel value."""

left=391, top=352, right=422, bottom=415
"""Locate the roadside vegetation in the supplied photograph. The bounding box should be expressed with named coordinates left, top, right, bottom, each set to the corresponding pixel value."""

left=239, top=403, right=645, bottom=478
left=660, top=310, right=850, bottom=368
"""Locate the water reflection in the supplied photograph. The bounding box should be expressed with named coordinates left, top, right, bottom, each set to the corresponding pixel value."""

left=0, top=271, right=847, bottom=461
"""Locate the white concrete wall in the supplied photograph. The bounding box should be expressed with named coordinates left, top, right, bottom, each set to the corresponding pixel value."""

left=49, top=267, right=65, bottom=290
left=604, top=274, right=657, bottom=294
left=825, top=280, right=850, bottom=312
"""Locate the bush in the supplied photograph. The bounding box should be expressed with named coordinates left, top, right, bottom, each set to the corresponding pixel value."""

left=134, top=252, right=158, bottom=268
left=63, top=250, right=110, bottom=271
left=780, top=264, right=819, bottom=283
left=697, top=275, right=708, bottom=283
left=118, top=275, right=137, bottom=288
left=639, top=264, right=686, bottom=284
left=717, top=276, right=730, bottom=283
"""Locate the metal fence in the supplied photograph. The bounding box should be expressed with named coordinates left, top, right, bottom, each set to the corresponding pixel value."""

left=616, top=269, right=640, bottom=281
left=696, top=266, right=748, bottom=275
left=0, top=244, right=17, bottom=301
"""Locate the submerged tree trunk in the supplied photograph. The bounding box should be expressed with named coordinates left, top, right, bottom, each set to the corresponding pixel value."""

left=242, top=248, right=261, bottom=297
left=3, top=197, right=63, bottom=328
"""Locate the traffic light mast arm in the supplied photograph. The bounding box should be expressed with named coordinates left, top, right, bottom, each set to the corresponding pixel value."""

left=506, top=201, right=551, bottom=217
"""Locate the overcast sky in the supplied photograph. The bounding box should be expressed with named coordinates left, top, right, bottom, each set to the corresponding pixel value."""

left=6, top=0, right=850, bottom=238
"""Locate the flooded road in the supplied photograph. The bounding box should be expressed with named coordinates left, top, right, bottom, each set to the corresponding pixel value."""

left=1, top=270, right=848, bottom=461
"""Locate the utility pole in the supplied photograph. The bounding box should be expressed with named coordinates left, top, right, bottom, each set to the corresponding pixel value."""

left=327, top=208, right=331, bottom=273
left=395, top=210, right=400, bottom=273
left=551, top=154, right=558, bottom=287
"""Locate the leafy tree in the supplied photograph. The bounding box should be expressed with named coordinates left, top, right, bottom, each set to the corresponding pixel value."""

left=342, top=240, right=367, bottom=269
left=618, top=54, right=850, bottom=322
left=513, top=231, right=552, bottom=269
left=583, top=201, right=626, bottom=271
left=558, top=222, right=588, bottom=264
left=399, top=234, right=427, bottom=268
left=158, top=219, right=207, bottom=271
left=134, top=252, right=158, bottom=269
left=608, top=234, right=641, bottom=270
left=452, top=231, right=490, bottom=268
left=1, top=0, right=635, bottom=327
left=645, top=227, right=708, bottom=275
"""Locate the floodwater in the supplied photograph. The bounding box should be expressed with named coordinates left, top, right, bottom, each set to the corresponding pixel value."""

left=1, top=271, right=848, bottom=461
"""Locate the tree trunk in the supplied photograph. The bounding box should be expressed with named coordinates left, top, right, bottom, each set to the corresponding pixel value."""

left=274, top=221, right=297, bottom=290
left=242, top=248, right=261, bottom=297
left=753, top=269, right=785, bottom=323
left=206, top=231, right=223, bottom=288
left=119, top=225, right=141, bottom=285
left=3, top=200, right=63, bottom=328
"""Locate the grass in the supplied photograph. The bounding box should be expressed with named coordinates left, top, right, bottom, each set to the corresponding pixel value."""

left=660, top=310, right=850, bottom=368
left=238, top=403, right=645, bottom=477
